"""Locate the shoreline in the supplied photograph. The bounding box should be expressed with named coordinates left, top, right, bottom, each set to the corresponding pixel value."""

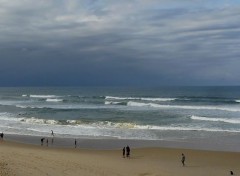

left=3, top=132, right=240, bottom=152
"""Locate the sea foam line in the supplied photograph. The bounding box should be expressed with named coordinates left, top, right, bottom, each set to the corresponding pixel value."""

left=105, top=96, right=176, bottom=101
left=30, top=95, right=60, bottom=98
left=46, top=98, right=63, bottom=102
left=105, top=101, right=121, bottom=105
left=190, top=115, right=240, bottom=124
left=1, top=114, right=240, bottom=133
left=127, top=101, right=240, bottom=112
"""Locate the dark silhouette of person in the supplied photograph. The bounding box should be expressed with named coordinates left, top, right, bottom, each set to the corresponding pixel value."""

left=41, top=138, right=45, bottom=146
left=181, top=153, right=185, bottom=166
left=0, top=132, right=3, bottom=140
left=230, top=171, right=234, bottom=175
left=46, top=139, right=48, bottom=146
left=75, top=139, right=77, bottom=148
left=126, top=145, right=130, bottom=158
left=122, top=147, right=125, bottom=158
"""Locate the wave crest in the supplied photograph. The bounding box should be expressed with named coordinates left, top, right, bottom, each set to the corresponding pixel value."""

left=105, top=96, right=175, bottom=101
left=190, top=115, right=240, bottom=124
left=46, top=98, right=63, bottom=102
left=127, top=101, right=240, bottom=112
left=30, top=95, right=60, bottom=98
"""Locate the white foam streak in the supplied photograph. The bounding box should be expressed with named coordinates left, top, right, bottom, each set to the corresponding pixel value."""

left=46, top=98, right=63, bottom=102
left=190, top=115, right=240, bottom=124
left=137, top=125, right=240, bottom=133
left=105, top=96, right=136, bottom=100
left=141, top=98, right=176, bottom=101
left=127, top=101, right=240, bottom=112
left=104, top=101, right=121, bottom=105
left=92, top=121, right=137, bottom=129
left=16, top=105, right=44, bottom=109
left=30, top=95, right=60, bottom=98
left=105, top=96, right=175, bottom=101
left=236, top=100, right=240, bottom=103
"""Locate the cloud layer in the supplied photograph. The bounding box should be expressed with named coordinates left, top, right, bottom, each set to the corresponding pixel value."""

left=0, top=0, right=240, bottom=86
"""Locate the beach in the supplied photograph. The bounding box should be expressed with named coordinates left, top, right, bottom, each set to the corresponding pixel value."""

left=1, top=87, right=240, bottom=175
left=1, top=137, right=240, bottom=176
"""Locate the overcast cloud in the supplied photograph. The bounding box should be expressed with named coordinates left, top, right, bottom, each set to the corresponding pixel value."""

left=0, top=0, right=240, bottom=86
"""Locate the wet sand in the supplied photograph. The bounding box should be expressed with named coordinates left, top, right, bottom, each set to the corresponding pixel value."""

left=5, top=133, right=240, bottom=152
left=1, top=137, right=240, bottom=176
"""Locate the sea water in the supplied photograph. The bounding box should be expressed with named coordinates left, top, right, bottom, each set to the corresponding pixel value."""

left=0, top=86, right=240, bottom=140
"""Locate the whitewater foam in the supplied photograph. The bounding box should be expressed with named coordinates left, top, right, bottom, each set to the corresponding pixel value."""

left=127, top=101, right=240, bottom=112
left=141, top=98, right=176, bottom=101
left=104, top=101, right=122, bottom=105
left=30, top=95, right=60, bottom=98
left=105, top=96, right=176, bottom=101
left=22, top=117, right=58, bottom=125
left=46, top=98, right=63, bottom=102
left=105, top=96, right=136, bottom=100
left=190, top=115, right=240, bottom=124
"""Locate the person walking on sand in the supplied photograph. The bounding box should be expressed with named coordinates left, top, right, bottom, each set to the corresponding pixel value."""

left=46, top=139, right=48, bottom=147
left=122, top=147, right=126, bottom=158
left=75, top=139, right=77, bottom=148
left=126, top=145, right=130, bottom=158
left=181, top=153, right=185, bottom=166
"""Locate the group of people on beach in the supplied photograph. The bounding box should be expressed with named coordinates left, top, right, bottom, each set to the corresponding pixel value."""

left=2, top=129, right=185, bottom=168
left=40, top=130, right=54, bottom=146
left=41, top=138, right=52, bottom=146
left=0, top=130, right=236, bottom=175
left=40, top=130, right=79, bottom=148
left=122, top=145, right=130, bottom=158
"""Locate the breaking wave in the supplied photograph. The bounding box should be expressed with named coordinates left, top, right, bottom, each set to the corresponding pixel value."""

left=105, top=96, right=176, bottom=101
left=104, top=101, right=126, bottom=105
left=127, top=101, right=240, bottom=112
left=46, top=98, right=63, bottom=102
left=29, top=95, right=60, bottom=98
left=190, top=115, right=240, bottom=124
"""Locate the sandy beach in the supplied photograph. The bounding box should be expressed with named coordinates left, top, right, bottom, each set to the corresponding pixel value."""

left=1, top=139, right=240, bottom=176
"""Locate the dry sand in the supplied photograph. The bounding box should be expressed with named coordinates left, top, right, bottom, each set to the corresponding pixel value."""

left=0, top=140, right=240, bottom=176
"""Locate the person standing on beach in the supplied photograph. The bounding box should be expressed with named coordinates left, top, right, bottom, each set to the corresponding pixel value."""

left=0, top=132, right=3, bottom=140
left=51, top=130, right=54, bottom=145
left=122, top=147, right=125, bottom=158
left=126, top=145, right=130, bottom=158
left=75, top=139, right=77, bottom=148
left=181, top=153, right=185, bottom=166
left=46, top=139, right=48, bottom=146
left=41, top=138, right=45, bottom=146
left=51, top=130, right=54, bottom=137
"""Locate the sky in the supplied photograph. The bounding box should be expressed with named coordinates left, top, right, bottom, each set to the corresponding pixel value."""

left=0, top=0, right=240, bottom=86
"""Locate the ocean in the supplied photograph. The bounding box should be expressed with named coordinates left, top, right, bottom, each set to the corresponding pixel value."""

left=1, top=86, right=240, bottom=141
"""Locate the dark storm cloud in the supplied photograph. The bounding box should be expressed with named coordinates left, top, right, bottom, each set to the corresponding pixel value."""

left=0, top=0, right=240, bottom=86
